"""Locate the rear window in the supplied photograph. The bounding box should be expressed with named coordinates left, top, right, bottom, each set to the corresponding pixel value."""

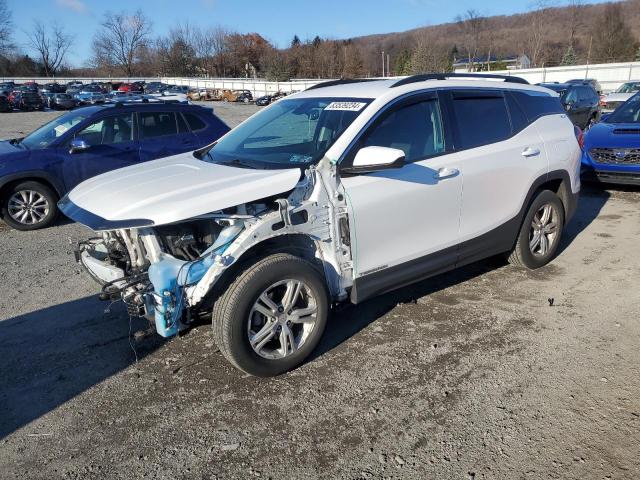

left=510, top=91, right=565, bottom=122
left=451, top=92, right=511, bottom=149
left=184, top=113, right=206, bottom=131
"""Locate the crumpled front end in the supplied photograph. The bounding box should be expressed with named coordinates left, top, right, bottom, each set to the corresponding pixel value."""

left=73, top=166, right=354, bottom=338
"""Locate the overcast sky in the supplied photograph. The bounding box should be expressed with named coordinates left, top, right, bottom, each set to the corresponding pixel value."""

left=8, top=0, right=612, bottom=67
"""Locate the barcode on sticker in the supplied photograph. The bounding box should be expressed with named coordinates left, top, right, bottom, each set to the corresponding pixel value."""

left=324, top=102, right=367, bottom=112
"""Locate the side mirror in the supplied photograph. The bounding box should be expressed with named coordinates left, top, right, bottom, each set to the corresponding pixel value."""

left=600, top=113, right=611, bottom=122
left=342, top=146, right=405, bottom=174
left=69, top=138, right=90, bottom=153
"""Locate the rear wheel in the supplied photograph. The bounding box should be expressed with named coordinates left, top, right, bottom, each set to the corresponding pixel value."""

left=1, top=181, right=59, bottom=230
left=212, top=253, right=328, bottom=376
left=508, top=190, right=564, bottom=269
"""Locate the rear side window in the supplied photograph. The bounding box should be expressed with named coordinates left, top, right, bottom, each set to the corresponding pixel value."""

left=510, top=91, right=565, bottom=122
left=184, top=113, right=207, bottom=131
left=450, top=92, right=511, bottom=149
left=139, top=112, right=178, bottom=138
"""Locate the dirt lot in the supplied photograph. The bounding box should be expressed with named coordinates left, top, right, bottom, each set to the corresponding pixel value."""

left=0, top=106, right=639, bottom=480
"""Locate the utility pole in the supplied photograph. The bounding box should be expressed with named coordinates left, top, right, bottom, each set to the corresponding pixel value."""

left=387, top=54, right=390, bottom=77
left=586, top=35, right=592, bottom=78
left=381, top=51, right=385, bottom=77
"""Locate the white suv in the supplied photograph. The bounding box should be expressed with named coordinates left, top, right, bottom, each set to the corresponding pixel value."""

left=61, top=74, right=581, bottom=376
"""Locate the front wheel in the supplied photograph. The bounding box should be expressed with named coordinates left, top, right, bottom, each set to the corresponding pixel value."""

left=212, top=253, right=329, bottom=376
left=508, top=190, right=564, bottom=269
left=0, top=181, right=59, bottom=230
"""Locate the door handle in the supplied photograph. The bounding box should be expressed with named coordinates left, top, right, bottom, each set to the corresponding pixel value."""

left=434, top=167, right=459, bottom=179
left=522, top=147, right=540, bottom=157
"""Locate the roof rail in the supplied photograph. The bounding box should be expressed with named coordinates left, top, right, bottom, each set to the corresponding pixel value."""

left=306, top=78, right=380, bottom=91
left=390, top=73, right=529, bottom=88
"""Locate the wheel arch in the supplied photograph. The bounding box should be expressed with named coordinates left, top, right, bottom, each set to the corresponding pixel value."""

left=198, top=233, right=331, bottom=312
left=0, top=172, right=64, bottom=202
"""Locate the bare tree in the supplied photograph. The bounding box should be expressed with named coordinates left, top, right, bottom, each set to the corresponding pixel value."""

left=591, top=2, right=637, bottom=63
left=566, top=0, right=585, bottom=48
left=26, top=21, right=73, bottom=76
left=455, top=9, right=486, bottom=71
left=524, top=0, right=556, bottom=67
left=92, top=10, right=151, bottom=77
left=0, top=0, right=13, bottom=54
left=410, top=34, right=451, bottom=74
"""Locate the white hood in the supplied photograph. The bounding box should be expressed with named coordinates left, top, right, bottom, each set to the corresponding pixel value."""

left=603, top=92, right=634, bottom=103
left=66, top=152, right=301, bottom=227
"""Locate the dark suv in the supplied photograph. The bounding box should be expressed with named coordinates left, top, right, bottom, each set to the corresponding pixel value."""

left=0, top=101, right=230, bottom=230
left=539, top=82, right=601, bottom=129
left=11, top=91, right=45, bottom=111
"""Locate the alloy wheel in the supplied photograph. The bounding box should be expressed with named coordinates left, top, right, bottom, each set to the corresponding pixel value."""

left=7, top=190, right=50, bottom=225
left=247, top=279, right=318, bottom=359
left=529, top=203, right=559, bottom=256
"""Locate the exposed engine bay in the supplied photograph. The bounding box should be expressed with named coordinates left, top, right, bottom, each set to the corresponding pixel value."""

left=75, top=166, right=354, bottom=338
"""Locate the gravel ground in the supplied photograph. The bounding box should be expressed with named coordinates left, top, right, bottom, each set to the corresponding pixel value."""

left=1, top=107, right=639, bottom=480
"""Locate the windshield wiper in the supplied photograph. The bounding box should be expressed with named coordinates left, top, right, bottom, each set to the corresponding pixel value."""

left=211, top=155, right=257, bottom=169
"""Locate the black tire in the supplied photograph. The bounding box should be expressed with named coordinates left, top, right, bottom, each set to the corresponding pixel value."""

left=0, top=181, right=59, bottom=231
left=508, top=190, right=565, bottom=269
left=212, top=253, right=329, bottom=376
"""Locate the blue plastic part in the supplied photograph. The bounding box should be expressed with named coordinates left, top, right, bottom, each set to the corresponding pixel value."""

left=147, top=240, right=236, bottom=337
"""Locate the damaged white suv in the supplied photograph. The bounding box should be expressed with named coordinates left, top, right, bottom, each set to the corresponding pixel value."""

left=61, top=74, right=581, bottom=376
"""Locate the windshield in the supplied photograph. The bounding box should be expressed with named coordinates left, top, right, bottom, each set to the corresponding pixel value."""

left=616, top=83, right=640, bottom=94
left=21, top=111, right=88, bottom=149
left=206, top=97, right=371, bottom=168
left=607, top=93, right=640, bottom=123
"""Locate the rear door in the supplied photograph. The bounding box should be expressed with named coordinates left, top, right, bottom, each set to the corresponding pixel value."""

left=138, top=111, right=198, bottom=161
left=61, top=112, right=139, bottom=189
left=443, top=89, right=548, bottom=261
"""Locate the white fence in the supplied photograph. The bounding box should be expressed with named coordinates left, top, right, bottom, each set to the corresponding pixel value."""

left=488, top=62, right=640, bottom=92
left=2, top=60, right=639, bottom=96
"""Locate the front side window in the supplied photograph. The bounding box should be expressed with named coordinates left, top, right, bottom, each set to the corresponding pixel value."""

left=76, top=113, right=134, bottom=146
left=451, top=92, right=511, bottom=149
left=206, top=97, right=371, bottom=168
left=20, top=111, right=89, bottom=149
left=361, top=98, right=444, bottom=162
left=139, top=112, right=178, bottom=138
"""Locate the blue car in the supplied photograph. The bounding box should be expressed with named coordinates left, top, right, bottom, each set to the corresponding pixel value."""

left=582, top=92, right=640, bottom=185
left=0, top=102, right=230, bottom=230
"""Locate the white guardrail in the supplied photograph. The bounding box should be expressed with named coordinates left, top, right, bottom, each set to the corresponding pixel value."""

left=2, top=61, right=640, bottom=95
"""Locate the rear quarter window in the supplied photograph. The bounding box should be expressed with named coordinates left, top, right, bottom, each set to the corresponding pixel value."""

left=511, top=91, right=565, bottom=123
left=184, top=112, right=207, bottom=131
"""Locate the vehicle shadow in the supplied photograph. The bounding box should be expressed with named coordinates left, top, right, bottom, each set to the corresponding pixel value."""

left=311, top=256, right=507, bottom=362
left=312, top=185, right=613, bottom=362
left=557, top=184, right=611, bottom=255
left=0, top=296, right=163, bottom=440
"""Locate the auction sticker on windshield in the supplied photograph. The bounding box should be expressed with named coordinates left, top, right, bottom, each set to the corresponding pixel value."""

left=324, top=102, right=367, bottom=112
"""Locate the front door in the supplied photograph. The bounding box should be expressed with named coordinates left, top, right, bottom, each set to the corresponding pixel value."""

left=341, top=93, right=462, bottom=291
left=62, top=112, right=139, bottom=190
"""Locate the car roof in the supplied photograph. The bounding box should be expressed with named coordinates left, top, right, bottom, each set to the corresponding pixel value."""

left=74, top=102, right=208, bottom=115
left=292, top=77, right=553, bottom=101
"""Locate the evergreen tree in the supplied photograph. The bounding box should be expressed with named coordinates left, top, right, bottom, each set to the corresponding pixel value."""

left=636, top=46, right=640, bottom=61
left=291, top=35, right=301, bottom=48
left=560, top=45, right=578, bottom=66
left=394, top=50, right=412, bottom=75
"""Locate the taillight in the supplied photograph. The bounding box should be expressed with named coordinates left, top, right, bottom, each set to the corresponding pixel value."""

left=574, top=125, right=584, bottom=150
